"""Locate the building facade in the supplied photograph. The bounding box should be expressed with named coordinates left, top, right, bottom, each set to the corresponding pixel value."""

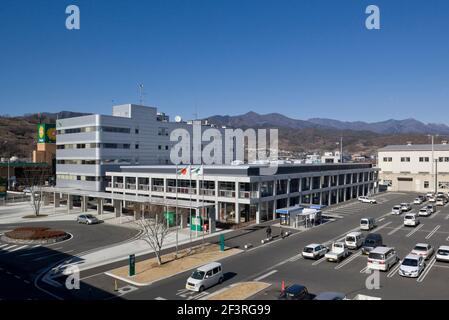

left=105, top=163, right=379, bottom=225
left=56, top=104, right=228, bottom=191
left=378, top=144, right=449, bottom=193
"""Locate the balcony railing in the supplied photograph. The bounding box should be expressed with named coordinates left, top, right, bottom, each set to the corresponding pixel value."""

left=138, top=184, right=149, bottom=191
left=114, top=182, right=123, bottom=189
left=126, top=183, right=136, bottom=190
left=199, top=189, right=215, bottom=196
left=219, top=190, right=236, bottom=198
left=239, top=191, right=250, bottom=199
left=152, top=185, right=164, bottom=192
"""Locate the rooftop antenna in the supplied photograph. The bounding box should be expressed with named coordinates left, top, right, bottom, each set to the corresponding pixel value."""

left=138, top=84, right=145, bottom=105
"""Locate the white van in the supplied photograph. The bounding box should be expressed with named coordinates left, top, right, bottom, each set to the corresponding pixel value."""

left=345, top=232, right=364, bottom=250
left=186, top=262, right=224, bottom=292
left=404, top=213, right=420, bottom=227
left=367, top=247, right=399, bottom=271
left=360, top=217, right=376, bottom=231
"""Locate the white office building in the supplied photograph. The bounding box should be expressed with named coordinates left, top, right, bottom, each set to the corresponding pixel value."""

left=378, top=143, right=449, bottom=192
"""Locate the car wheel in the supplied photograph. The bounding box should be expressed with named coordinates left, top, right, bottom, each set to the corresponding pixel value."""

left=199, top=286, right=205, bottom=293
left=218, top=277, right=224, bottom=284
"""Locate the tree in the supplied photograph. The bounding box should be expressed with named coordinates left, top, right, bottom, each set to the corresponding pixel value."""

left=24, top=165, right=47, bottom=217
left=136, top=207, right=171, bottom=266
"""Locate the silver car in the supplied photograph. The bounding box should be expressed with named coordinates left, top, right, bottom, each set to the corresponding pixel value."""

left=399, top=255, right=426, bottom=278
left=436, top=246, right=449, bottom=263
left=77, top=214, right=100, bottom=225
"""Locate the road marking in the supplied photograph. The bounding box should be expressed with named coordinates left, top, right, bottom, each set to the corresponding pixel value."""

left=287, top=254, right=303, bottom=262
left=23, top=280, right=30, bottom=284
left=155, top=297, right=167, bottom=300
left=378, top=218, right=385, bottom=222
left=188, top=291, right=210, bottom=300
left=14, top=275, right=21, bottom=280
left=425, top=225, right=441, bottom=240
left=387, top=261, right=402, bottom=278
left=335, top=251, right=362, bottom=270
left=406, top=224, right=424, bottom=238
left=373, top=221, right=392, bottom=232
left=254, top=270, right=278, bottom=281
left=312, top=256, right=327, bottom=266
left=32, top=250, right=74, bottom=262
left=0, top=244, right=9, bottom=249
left=3, top=245, right=28, bottom=254
left=430, top=211, right=440, bottom=219
left=360, top=266, right=368, bottom=273
left=417, top=256, right=436, bottom=283
left=19, top=247, right=63, bottom=257
left=1, top=245, right=17, bottom=251
left=388, top=224, right=403, bottom=236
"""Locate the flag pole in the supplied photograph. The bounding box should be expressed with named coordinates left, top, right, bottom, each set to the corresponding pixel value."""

left=175, top=164, right=179, bottom=257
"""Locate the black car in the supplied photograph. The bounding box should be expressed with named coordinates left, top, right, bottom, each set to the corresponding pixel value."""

left=279, top=284, right=309, bottom=300
left=362, top=233, right=383, bottom=255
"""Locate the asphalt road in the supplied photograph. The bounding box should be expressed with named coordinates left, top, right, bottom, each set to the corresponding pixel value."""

left=44, top=191, right=433, bottom=300
left=0, top=220, right=139, bottom=300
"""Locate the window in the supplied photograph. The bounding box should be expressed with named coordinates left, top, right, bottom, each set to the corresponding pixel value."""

left=439, top=157, right=449, bottom=162
left=424, top=181, right=430, bottom=189
left=158, top=127, right=168, bottom=136
left=419, top=157, right=430, bottom=162
left=135, top=128, right=139, bottom=134
left=383, top=157, right=392, bottom=162
left=158, top=145, right=162, bottom=150
left=165, top=145, right=169, bottom=150
left=135, top=144, right=139, bottom=149
left=438, top=182, right=449, bottom=189
left=58, top=126, right=130, bottom=134
left=383, top=180, right=392, bottom=187
left=400, top=157, right=410, bottom=162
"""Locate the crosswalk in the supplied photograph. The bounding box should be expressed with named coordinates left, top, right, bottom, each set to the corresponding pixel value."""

left=0, top=242, right=68, bottom=261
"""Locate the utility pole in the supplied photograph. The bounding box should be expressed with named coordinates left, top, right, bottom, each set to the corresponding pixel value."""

left=435, top=159, right=438, bottom=194
left=428, top=134, right=439, bottom=194
left=340, top=136, right=343, bottom=163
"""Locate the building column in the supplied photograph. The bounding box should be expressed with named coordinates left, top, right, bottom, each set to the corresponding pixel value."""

left=81, top=196, right=88, bottom=212
left=97, top=198, right=103, bottom=215
left=209, top=207, right=216, bottom=234
left=67, top=194, right=73, bottom=213
left=215, top=201, right=219, bottom=221
left=43, top=193, right=50, bottom=206
left=235, top=182, right=240, bottom=224
left=54, top=192, right=60, bottom=208
left=134, top=203, right=141, bottom=220
left=114, top=199, right=122, bottom=218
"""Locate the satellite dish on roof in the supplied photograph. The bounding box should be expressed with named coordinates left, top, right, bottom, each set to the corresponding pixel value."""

left=175, top=115, right=182, bottom=123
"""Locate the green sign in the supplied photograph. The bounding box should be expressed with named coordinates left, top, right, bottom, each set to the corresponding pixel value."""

left=219, top=234, right=225, bottom=252
left=190, top=214, right=202, bottom=231
left=164, top=211, right=176, bottom=227
left=129, top=254, right=136, bottom=276
left=37, top=123, right=56, bottom=144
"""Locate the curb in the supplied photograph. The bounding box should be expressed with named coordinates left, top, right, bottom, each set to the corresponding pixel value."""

left=202, top=281, right=271, bottom=300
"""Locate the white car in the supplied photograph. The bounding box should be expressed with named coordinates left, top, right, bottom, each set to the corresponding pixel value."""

left=418, top=207, right=431, bottom=217
left=367, top=247, right=399, bottom=272
left=302, top=244, right=328, bottom=260
left=398, top=255, right=426, bottom=278
left=400, top=203, right=412, bottom=212
left=425, top=204, right=436, bottom=213
left=436, top=246, right=449, bottom=263
left=436, top=198, right=445, bottom=206
left=358, top=196, right=377, bottom=204
left=411, top=243, right=434, bottom=260
left=391, top=205, right=403, bottom=215
left=404, top=213, right=420, bottom=227
left=413, top=198, right=423, bottom=205
left=428, top=196, right=436, bottom=203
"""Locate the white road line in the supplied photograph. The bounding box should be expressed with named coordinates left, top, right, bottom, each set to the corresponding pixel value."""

left=445, top=214, right=449, bottom=220
left=446, top=235, right=449, bottom=241
left=312, top=257, right=327, bottom=266
left=425, top=225, right=441, bottom=240
left=1, top=245, right=17, bottom=251
left=19, top=247, right=63, bottom=257
left=378, top=218, right=385, bottom=222
left=254, top=270, right=278, bottom=281
left=406, top=224, right=424, bottom=238
left=155, top=297, right=167, bottom=300
left=388, top=224, right=403, bottom=236
left=189, top=292, right=210, bottom=300
left=0, top=244, right=9, bottom=249
left=3, top=245, right=28, bottom=254
left=32, top=250, right=74, bottom=262
left=373, top=221, right=392, bottom=232
left=430, top=211, right=440, bottom=219
left=335, top=251, right=362, bottom=270
left=288, top=254, right=303, bottom=262
left=417, top=256, right=436, bottom=283
left=387, top=261, right=402, bottom=278
left=360, top=266, right=368, bottom=274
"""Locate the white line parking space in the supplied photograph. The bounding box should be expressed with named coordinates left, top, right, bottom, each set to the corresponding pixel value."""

left=388, top=224, right=404, bottom=236
left=387, top=261, right=402, bottom=278
left=406, top=224, right=424, bottom=238
left=254, top=270, right=278, bottom=281
left=176, top=288, right=211, bottom=300
left=417, top=256, right=437, bottom=283
left=312, top=257, right=327, bottom=266
left=334, top=251, right=362, bottom=270
left=425, top=226, right=441, bottom=240
left=430, top=211, right=441, bottom=219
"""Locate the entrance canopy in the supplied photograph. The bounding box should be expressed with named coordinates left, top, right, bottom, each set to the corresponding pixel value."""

left=41, top=186, right=215, bottom=209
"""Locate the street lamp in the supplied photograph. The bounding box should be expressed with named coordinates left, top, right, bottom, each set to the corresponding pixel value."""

left=428, top=135, right=439, bottom=194
left=2, top=141, right=9, bottom=191
left=336, top=137, right=343, bottom=163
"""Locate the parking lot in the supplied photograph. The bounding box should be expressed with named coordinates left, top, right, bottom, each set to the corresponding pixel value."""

left=251, top=193, right=449, bottom=300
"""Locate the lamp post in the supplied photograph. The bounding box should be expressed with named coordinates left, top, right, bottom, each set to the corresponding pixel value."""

left=428, top=135, right=439, bottom=194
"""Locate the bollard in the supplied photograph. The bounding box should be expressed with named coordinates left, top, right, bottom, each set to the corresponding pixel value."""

left=114, top=279, right=118, bottom=292
left=244, top=243, right=253, bottom=249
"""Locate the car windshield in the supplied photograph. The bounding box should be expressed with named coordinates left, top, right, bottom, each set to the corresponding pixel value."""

left=438, top=249, right=449, bottom=255
left=190, top=270, right=205, bottom=280
left=405, top=216, right=414, bottom=220
left=303, top=247, right=314, bottom=253
left=393, top=206, right=400, bottom=210
left=368, top=253, right=384, bottom=260
left=402, top=258, right=419, bottom=267
left=346, top=236, right=356, bottom=242
left=364, top=239, right=376, bottom=246
left=414, top=246, right=427, bottom=252
left=361, top=220, right=368, bottom=225
left=85, top=215, right=94, bottom=218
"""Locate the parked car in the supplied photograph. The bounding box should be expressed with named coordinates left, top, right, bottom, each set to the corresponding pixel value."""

left=360, top=217, right=376, bottom=231
left=325, top=242, right=349, bottom=262
left=437, top=192, right=447, bottom=199
left=426, top=192, right=435, bottom=198
left=367, top=247, right=399, bottom=272
left=77, top=214, right=100, bottom=225
left=279, top=284, right=309, bottom=300
left=398, top=255, right=426, bottom=278
left=391, top=205, right=403, bottom=215
left=345, top=232, right=364, bottom=250
left=426, top=204, right=436, bottom=213
left=428, top=196, right=436, bottom=203
left=186, top=262, right=224, bottom=292
left=400, top=203, right=412, bottom=212
left=314, top=292, right=346, bottom=300
left=436, top=246, right=449, bottom=263
left=413, top=198, right=423, bottom=205
left=411, top=243, right=434, bottom=260
left=419, top=207, right=432, bottom=217
left=302, top=244, right=328, bottom=260
left=362, top=234, right=384, bottom=255
left=404, top=213, right=420, bottom=227
left=436, top=197, right=445, bottom=206
left=358, top=196, right=377, bottom=204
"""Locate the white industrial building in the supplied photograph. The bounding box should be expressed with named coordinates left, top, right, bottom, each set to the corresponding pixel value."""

left=378, top=143, right=449, bottom=193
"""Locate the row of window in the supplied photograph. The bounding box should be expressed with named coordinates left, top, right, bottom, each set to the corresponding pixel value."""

left=57, top=159, right=133, bottom=165
left=57, top=174, right=103, bottom=182
left=383, top=157, right=449, bottom=163
left=158, top=145, right=169, bottom=150
left=57, top=126, right=135, bottom=135
left=57, top=143, right=132, bottom=150
left=383, top=179, right=449, bottom=189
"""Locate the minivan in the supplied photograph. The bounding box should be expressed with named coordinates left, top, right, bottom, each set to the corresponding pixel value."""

left=360, top=217, right=376, bottom=231
left=362, top=234, right=383, bottom=255
left=345, top=232, right=364, bottom=250
left=367, top=247, right=399, bottom=271
left=186, top=262, right=224, bottom=292
left=404, top=213, right=420, bottom=227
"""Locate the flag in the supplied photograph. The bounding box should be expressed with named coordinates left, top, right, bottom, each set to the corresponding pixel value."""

left=177, top=165, right=191, bottom=177
left=190, top=165, right=203, bottom=176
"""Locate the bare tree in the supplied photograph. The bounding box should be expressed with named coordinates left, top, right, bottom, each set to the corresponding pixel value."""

left=24, top=165, right=48, bottom=217
left=137, top=208, right=171, bottom=266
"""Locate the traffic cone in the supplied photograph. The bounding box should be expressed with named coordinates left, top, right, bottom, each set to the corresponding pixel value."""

left=281, top=280, right=285, bottom=293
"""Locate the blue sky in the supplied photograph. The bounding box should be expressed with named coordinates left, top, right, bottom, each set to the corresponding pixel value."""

left=1, top=0, right=449, bottom=123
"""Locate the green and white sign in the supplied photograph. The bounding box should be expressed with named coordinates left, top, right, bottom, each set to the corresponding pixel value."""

left=190, top=214, right=202, bottom=231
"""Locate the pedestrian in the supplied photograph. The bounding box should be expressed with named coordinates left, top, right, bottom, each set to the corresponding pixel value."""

left=266, top=226, right=272, bottom=239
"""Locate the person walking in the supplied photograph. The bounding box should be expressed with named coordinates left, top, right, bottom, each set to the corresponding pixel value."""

left=266, top=225, right=272, bottom=239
